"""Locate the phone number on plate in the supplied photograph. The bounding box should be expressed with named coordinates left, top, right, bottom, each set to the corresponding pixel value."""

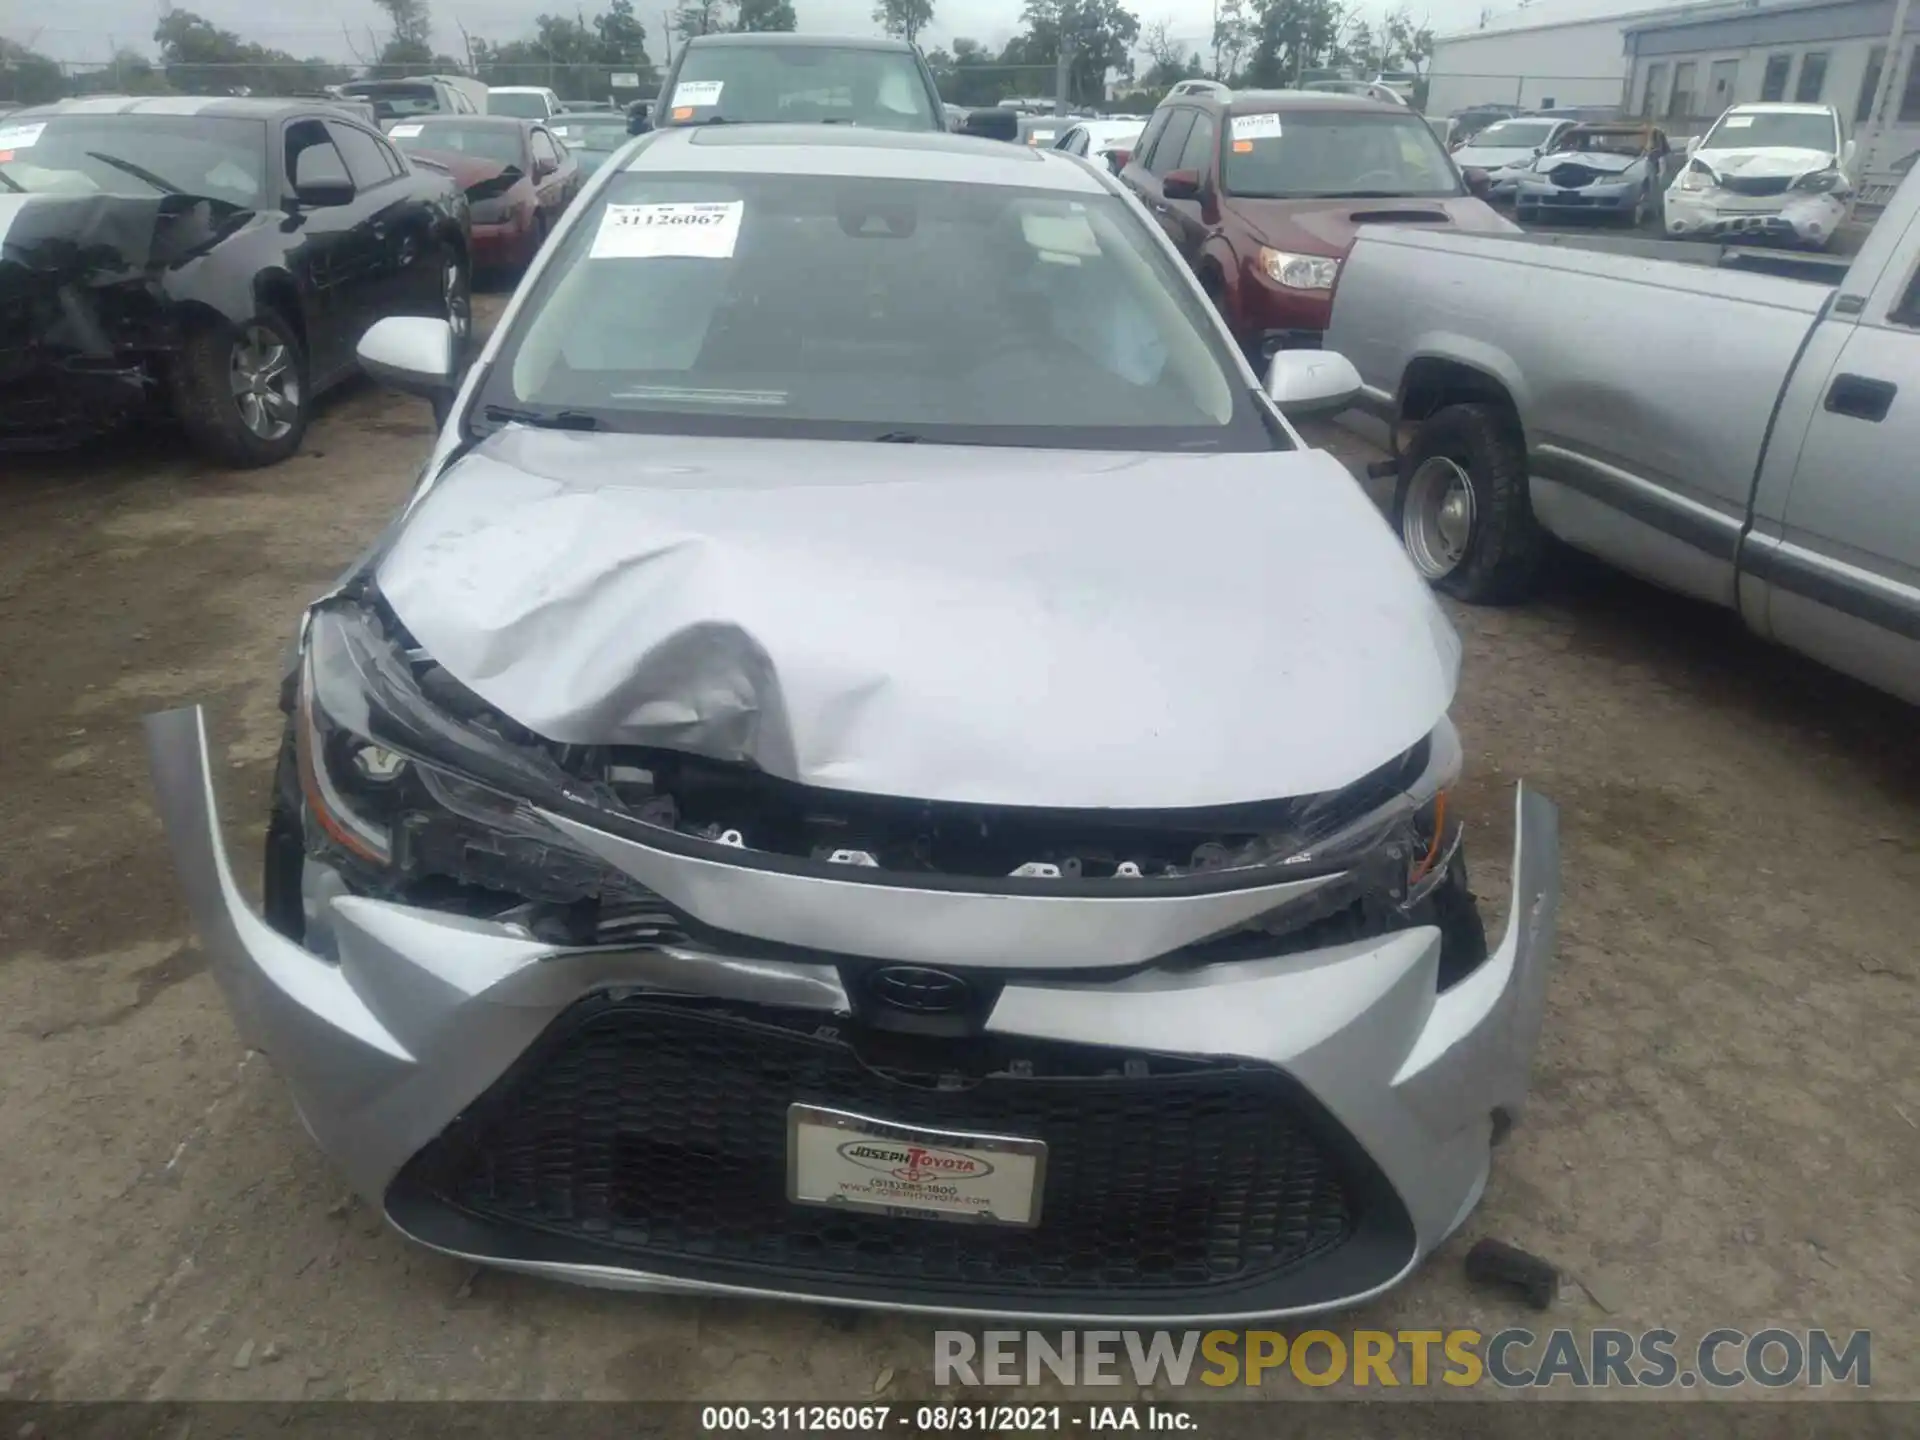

left=700, top=1405, right=1069, bottom=1432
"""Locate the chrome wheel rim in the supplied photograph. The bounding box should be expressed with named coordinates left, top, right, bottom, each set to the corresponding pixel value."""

left=230, top=325, right=299, bottom=441
left=1403, top=456, right=1476, bottom=579
left=443, top=258, right=471, bottom=343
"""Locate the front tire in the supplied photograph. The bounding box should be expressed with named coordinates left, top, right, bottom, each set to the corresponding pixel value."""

left=1395, top=402, right=1546, bottom=604
left=171, top=309, right=309, bottom=467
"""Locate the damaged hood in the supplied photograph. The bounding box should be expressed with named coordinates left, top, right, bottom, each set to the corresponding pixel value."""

left=1535, top=149, right=1644, bottom=175
left=0, top=191, right=241, bottom=302
left=1450, top=144, right=1540, bottom=171
left=1693, top=145, right=1834, bottom=181
left=376, top=431, right=1460, bottom=810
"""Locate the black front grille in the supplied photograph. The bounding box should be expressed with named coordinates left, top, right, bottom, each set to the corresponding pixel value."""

left=393, top=998, right=1414, bottom=1314
left=1548, top=163, right=1597, bottom=187
left=1720, top=174, right=1792, bottom=197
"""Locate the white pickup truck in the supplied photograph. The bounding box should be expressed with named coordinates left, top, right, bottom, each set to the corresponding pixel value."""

left=1327, top=168, right=1920, bottom=705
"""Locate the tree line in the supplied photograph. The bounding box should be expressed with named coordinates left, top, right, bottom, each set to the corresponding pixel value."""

left=2, top=0, right=1431, bottom=113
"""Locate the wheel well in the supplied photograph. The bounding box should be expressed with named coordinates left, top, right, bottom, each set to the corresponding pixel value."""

left=1396, top=358, right=1517, bottom=453
left=252, top=272, right=305, bottom=355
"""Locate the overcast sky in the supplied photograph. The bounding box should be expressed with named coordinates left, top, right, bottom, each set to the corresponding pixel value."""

left=15, top=0, right=1627, bottom=71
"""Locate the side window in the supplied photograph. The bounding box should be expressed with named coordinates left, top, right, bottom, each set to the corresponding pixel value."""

left=1132, top=109, right=1173, bottom=169
left=374, top=136, right=405, bottom=177
left=531, top=129, right=559, bottom=169
left=327, top=122, right=395, bottom=189
left=284, top=119, right=351, bottom=196
left=1147, top=110, right=1195, bottom=176
left=1177, top=113, right=1216, bottom=175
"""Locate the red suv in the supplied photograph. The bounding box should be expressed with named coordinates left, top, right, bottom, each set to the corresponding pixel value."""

left=1120, top=89, right=1517, bottom=358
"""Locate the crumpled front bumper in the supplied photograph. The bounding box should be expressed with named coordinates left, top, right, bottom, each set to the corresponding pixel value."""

left=1664, top=187, right=1848, bottom=243
left=148, top=704, right=1561, bottom=1320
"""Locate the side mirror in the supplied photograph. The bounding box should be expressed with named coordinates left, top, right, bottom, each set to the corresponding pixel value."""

left=1841, top=137, right=1856, bottom=171
left=358, top=316, right=457, bottom=409
left=1264, top=350, right=1361, bottom=419
left=962, top=108, right=1019, bottom=143
left=534, top=156, right=557, bottom=179
left=1106, top=147, right=1131, bottom=174
left=1463, top=166, right=1491, bottom=198
left=1686, top=135, right=1702, bottom=154
left=1162, top=169, right=1201, bottom=201
left=292, top=146, right=355, bottom=208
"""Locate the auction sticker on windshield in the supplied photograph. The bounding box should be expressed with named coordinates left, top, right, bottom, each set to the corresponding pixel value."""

left=788, top=1104, right=1047, bottom=1227
left=672, top=80, right=724, bottom=108
left=1231, top=112, right=1282, bottom=141
left=591, top=200, right=744, bottom=259
left=0, top=123, right=45, bottom=151
left=389, top=122, right=424, bottom=138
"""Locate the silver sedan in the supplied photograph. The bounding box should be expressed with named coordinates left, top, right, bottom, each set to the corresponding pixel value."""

left=147, top=125, right=1558, bottom=1322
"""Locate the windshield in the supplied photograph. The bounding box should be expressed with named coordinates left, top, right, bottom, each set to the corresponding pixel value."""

left=0, top=115, right=265, bottom=206
left=479, top=170, right=1271, bottom=450
left=341, top=82, right=441, bottom=117
left=490, top=91, right=551, bottom=119
left=660, top=46, right=938, bottom=129
left=1704, top=110, right=1837, bottom=152
left=1555, top=128, right=1648, bottom=155
left=390, top=122, right=525, bottom=166
left=550, top=118, right=629, bottom=151
left=1467, top=119, right=1557, bottom=149
left=1222, top=109, right=1461, bottom=199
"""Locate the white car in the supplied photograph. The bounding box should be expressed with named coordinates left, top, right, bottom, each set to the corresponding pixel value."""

left=1448, top=116, right=1577, bottom=202
left=1665, top=101, right=1853, bottom=247
left=1050, top=117, right=1146, bottom=174
left=488, top=85, right=563, bottom=121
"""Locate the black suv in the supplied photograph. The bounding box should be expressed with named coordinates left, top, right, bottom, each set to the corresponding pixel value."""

left=635, top=33, right=946, bottom=133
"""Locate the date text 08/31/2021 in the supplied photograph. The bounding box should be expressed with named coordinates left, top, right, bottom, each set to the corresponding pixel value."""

left=700, top=1406, right=1195, bottom=1432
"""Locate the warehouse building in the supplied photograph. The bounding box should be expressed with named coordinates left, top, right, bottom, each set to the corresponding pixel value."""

left=1625, top=0, right=1920, bottom=186
left=1424, top=0, right=1750, bottom=118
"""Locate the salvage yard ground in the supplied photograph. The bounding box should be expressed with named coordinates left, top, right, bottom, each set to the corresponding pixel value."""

left=1, top=292, right=1915, bottom=1402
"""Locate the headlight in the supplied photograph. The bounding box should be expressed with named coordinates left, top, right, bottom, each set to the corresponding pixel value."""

left=295, top=603, right=631, bottom=904
left=1259, top=248, right=1340, bottom=290
left=1791, top=167, right=1844, bottom=193
left=1676, top=163, right=1714, bottom=192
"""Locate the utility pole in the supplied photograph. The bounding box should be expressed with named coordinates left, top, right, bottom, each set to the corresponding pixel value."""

left=663, top=9, right=675, bottom=66
left=1054, top=38, right=1073, bottom=114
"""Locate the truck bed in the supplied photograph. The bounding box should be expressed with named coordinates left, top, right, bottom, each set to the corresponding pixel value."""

left=1504, top=229, right=1854, bottom=285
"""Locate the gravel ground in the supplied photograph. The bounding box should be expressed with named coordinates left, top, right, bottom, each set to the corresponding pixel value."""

left=1, top=293, right=1914, bottom=1403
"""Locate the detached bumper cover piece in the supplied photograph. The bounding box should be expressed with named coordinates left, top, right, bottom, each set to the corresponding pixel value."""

left=148, top=705, right=1561, bottom=1321
left=1664, top=188, right=1848, bottom=243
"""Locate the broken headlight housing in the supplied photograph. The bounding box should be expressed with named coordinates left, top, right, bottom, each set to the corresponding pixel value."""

left=1791, top=167, right=1845, bottom=194
left=1677, top=161, right=1715, bottom=191
left=294, top=602, right=637, bottom=909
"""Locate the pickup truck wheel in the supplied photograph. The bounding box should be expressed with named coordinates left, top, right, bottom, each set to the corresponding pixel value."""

left=1397, top=403, right=1544, bottom=604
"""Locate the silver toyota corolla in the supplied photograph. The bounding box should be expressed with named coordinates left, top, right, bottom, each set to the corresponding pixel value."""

left=148, top=124, right=1561, bottom=1321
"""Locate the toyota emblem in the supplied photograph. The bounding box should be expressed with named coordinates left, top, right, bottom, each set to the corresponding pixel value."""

left=869, top=966, right=972, bottom=1014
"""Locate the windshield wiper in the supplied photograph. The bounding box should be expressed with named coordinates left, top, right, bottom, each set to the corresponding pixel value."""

left=481, top=403, right=602, bottom=431
left=85, top=151, right=186, bottom=196
left=0, top=169, right=21, bottom=193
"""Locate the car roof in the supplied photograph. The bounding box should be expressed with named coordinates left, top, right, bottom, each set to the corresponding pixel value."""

left=684, top=31, right=916, bottom=50
left=11, top=95, right=368, bottom=121
left=1173, top=87, right=1408, bottom=114
left=1721, top=101, right=1836, bottom=115
left=623, top=123, right=1108, bottom=193
left=409, top=114, right=538, bottom=127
